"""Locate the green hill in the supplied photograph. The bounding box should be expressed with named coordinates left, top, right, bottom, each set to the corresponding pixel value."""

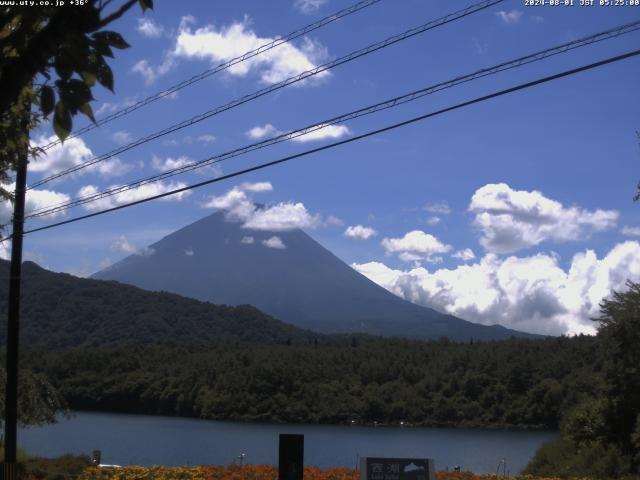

left=0, top=260, right=321, bottom=349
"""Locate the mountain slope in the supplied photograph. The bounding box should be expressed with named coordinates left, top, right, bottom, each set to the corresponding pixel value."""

left=0, top=260, right=320, bottom=349
left=93, top=211, right=538, bottom=341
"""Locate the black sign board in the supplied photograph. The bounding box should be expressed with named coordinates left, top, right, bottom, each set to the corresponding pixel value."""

left=278, top=434, right=304, bottom=480
left=360, top=457, right=435, bottom=480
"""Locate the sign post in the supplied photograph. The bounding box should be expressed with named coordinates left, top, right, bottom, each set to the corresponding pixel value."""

left=360, top=457, right=435, bottom=480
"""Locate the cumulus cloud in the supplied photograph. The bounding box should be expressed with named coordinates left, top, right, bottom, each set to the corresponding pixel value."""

left=172, top=17, right=329, bottom=85
left=111, top=235, right=155, bottom=256
left=294, top=0, right=328, bottom=14
left=353, top=241, right=640, bottom=336
left=246, top=123, right=350, bottom=143
left=426, top=216, right=440, bottom=226
left=246, top=124, right=281, bottom=140
left=203, top=182, right=321, bottom=232
left=292, top=124, right=350, bottom=143
left=30, top=135, right=131, bottom=178
left=453, top=248, right=476, bottom=261
left=0, top=183, right=71, bottom=225
left=185, top=248, right=195, bottom=256
left=470, top=183, right=618, bottom=254
left=622, top=225, right=640, bottom=236
left=241, top=236, right=255, bottom=244
left=137, top=18, right=164, bottom=38
left=77, top=181, right=191, bottom=212
left=381, top=230, right=452, bottom=263
left=244, top=203, right=320, bottom=231
left=262, top=236, right=286, bottom=249
left=496, top=10, right=523, bottom=25
left=151, top=155, right=194, bottom=172
left=344, top=225, right=377, bottom=240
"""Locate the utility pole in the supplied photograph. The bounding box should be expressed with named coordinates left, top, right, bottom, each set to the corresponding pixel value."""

left=3, top=110, right=29, bottom=480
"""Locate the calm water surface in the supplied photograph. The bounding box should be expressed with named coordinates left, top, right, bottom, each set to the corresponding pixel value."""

left=19, top=411, right=556, bottom=474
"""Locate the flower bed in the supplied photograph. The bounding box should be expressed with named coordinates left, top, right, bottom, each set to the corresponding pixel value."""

left=68, top=465, right=595, bottom=480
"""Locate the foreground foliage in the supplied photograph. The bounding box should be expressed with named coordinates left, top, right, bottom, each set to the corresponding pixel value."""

left=525, top=282, right=640, bottom=478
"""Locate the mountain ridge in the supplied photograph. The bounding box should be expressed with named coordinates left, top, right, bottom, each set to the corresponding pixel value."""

left=93, top=211, right=540, bottom=341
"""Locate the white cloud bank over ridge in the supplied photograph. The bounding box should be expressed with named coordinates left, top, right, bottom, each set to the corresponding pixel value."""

left=470, top=183, right=618, bottom=254
left=133, top=17, right=330, bottom=86
left=354, top=241, right=640, bottom=336
left=203, top=182, right=321, bottom=232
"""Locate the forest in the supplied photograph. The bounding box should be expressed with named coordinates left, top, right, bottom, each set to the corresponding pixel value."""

left=24, top=335, right=599, bottom=430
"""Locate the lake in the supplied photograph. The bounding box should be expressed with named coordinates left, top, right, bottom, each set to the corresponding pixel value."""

left=19, top=411, right=556, bottom=474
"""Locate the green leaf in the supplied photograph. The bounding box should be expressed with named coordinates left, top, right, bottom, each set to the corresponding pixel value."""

left=40, top=86, right=55, bottom=117
left=92, top=31, right=130, bottom=50
left=79, top=102, right=96, bottom=124
left=54, top=53, right=73, bottom=80
left=139, top=0, right=153, bottom=11
left=80, top=71, right=97, bottom=87
left=96, top=62, right=114, bottom=92
left=53, top=102, right=72, bottom=142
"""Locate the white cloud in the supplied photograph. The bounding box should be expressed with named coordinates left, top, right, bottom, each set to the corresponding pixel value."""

left=381, top=230, right=452, bottom=263
left=131, top=56, right=176, bottom=85
left=0, top=241, right=10, bottom=260
left=353, top=241, right=640, bottom=336
left=30, top=135, right=130, bottom=179
left=0, top=183, right=71, bottom=225
left=77, top=181, right=191, bottom=212
left=425, top=201, right=451, bottom=215
left=622, top=225, right=640, bottom=236
left=246, top=124, right=282, bottom=140
left=326, top=215, right=344, bottom=226
left=151, top=155, right=194, bottom=172
left=197, top=134, right=217, bottom=144
left=240, top=181, right=273, bottom=193
left=173, top=17, right=329, bottom=85
left=470, top=183, right=618, bottom=254
left=137, top=18, right=164, bottom=38
left=203, top=182, right=320, bottom=232
left=294, top=0, right=328, bottom=14
left=246, top=123, right=350, bottom=143
left=244, top=202, right=321, bottom=231
left=111, top=235, right=155, bottom=257
left=453, top=248, right=476, bottom=261
left=262, top=236, right=286, bottom=249
left=426, top=216, right=440, bottom=226
left=241, top=236, right=255, bottom=244
left=496, top=10, right=523, bottom=25
left=112, top=130, right=133, bottom=145
left=344, top=225, right=377, bottom=240
left=185, top=248, right=194, bottom=256
left=291, top=124, right=350, bottom=143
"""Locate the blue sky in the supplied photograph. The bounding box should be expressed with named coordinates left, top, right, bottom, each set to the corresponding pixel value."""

left=6, top=0, right=640, bottom=335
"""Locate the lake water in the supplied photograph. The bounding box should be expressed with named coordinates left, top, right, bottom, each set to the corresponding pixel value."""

left=19, top=411, right=556, bottom=474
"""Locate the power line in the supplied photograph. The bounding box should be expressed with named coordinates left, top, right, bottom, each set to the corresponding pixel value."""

left=16, top=48, right=640, bottom=238
left=38, top=0, right=384, bottom=152
left=25, top=20, right=640, bottom=219
left=28, top=0, right=505, bottom=189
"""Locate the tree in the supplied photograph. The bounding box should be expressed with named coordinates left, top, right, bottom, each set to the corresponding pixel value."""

left=597, top=281, right=640, bottom=469
left=0, top=0, right=153, bottom=200
left=0, top=367, right=67, bottom=427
